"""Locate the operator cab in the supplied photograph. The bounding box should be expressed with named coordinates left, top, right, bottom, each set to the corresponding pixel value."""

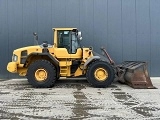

left=54, top=28, right=82, bottom=54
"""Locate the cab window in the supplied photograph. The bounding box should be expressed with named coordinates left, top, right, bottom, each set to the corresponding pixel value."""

left=57, top=30, right=80, bottom=54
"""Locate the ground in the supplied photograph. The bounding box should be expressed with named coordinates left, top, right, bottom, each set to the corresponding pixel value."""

left=0, top=78, right=160, bottom=120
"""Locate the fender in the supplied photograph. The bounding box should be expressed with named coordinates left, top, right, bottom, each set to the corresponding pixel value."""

left=84, top=56, right=100, bottom=68
left=24, top=52, right=59, bottom=67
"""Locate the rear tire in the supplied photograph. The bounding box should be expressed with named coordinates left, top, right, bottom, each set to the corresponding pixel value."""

left=27, top=60, right=57, bottom=88
left=86, top=61, right=115, bottom=88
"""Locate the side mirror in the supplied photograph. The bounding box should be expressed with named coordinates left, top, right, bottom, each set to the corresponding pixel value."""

left=78, top=31, right=82, bottom=40
left=79, top=37, right=82, bottom=41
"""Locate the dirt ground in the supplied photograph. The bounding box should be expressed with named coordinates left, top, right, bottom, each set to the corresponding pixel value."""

left=0, top=78, right=160, bottom=120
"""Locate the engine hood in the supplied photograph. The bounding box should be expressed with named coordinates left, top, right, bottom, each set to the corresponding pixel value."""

left=14, top=46, right=42, bottom=53
left=13, top=45, right=44, bottom=56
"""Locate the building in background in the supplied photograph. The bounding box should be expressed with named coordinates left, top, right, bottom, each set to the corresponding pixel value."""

left=0, top=0, right=160, bottom=79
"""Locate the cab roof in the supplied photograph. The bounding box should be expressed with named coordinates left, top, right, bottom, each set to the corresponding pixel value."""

left=52, top=28, right=77, bottom=31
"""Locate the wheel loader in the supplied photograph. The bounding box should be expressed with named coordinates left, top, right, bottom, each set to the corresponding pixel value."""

left=7, top=28, right=155, bottom=88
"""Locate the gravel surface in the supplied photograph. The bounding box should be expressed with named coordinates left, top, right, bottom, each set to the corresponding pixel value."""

left=0, top=78, right=160, bottom=120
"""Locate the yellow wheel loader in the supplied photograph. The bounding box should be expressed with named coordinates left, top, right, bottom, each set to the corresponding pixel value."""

left=7, top=28, right=155, bottom=88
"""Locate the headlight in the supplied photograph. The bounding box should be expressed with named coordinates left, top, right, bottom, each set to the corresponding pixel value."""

left=12, top=54, right=18, bottom=62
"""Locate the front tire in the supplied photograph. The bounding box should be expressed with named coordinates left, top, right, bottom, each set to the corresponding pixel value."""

left=27, top=60, right=57, bottom=88
left=86, top=61, right=115, bottom=88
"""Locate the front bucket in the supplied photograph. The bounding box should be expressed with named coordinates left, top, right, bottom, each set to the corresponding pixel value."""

left=117, top=61, right=155, bottom=89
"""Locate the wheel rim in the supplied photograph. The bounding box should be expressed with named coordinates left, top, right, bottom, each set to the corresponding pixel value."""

left=94, top=68, right=108, bottom=81
left=35, top=69, right=48, bottom=82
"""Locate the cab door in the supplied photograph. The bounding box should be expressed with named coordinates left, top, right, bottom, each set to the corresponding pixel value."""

left=54, top=30, right=71, bottom=58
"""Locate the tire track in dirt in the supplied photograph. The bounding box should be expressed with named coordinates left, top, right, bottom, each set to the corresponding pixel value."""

left=112, top=86, right=160, bottom=118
